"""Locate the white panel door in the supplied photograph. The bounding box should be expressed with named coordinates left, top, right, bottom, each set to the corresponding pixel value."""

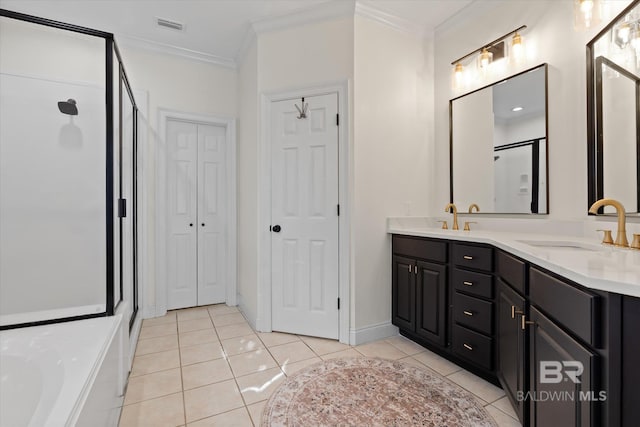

left=271, top=93, right=339, bottom=339
left=197, top=124, right=227, bottom=305
left=167, top=120, right=198, bottom=309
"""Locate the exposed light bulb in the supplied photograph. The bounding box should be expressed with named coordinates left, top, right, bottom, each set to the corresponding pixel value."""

left=631, top=27, right=640, bottom=50
left=616, top=22, right=631, bottom=48
left=454, top=63, right=464, bottom=83
left=578, top=0, right=595, bottom=29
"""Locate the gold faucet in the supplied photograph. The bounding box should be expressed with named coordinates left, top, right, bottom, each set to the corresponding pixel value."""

left=445, top=203, right=459, bottom=230
left=588, top=198, right=629, bottom=247
left=468, top=203, right=480, bottom=213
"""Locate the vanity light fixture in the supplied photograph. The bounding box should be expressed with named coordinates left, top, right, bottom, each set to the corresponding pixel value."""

left=451, top=25, right=526, bottom=90
left=574, top=0, right=601, bottom=30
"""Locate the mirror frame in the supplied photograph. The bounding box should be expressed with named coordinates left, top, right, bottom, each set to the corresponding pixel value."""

left=449, top=63, right=550, bottom=214
left=587, top=0, right=640, bottom=214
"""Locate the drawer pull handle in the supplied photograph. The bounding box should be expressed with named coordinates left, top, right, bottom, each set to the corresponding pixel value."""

left=522, top=315, right=535, bottom=330
left=463, top=281, right=473, bottom=286
left=463, top=255, right=474, bottom=260
left=463, top=310, right=473, bottom=316
left=463, top=343, right=473, bottom=351
left=511, top=305, right=524, bottom=319
left=408, top=265, right=411, bottom=273
left=414, top=265, right=418, bottom=274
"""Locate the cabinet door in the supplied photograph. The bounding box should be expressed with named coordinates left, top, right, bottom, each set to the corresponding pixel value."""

left=529, top=307, right=597, bottom=427
left=392, top=255, right=415, bottom=331
left=497, top=279, right=526, bottom=424
left=415, top=260, right=447, bottom=346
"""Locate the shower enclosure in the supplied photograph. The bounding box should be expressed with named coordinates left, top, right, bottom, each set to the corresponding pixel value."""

left=0, top=9, right=139, bottom=330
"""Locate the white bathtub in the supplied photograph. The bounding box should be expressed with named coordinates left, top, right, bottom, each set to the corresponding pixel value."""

left=0, top=315, right=127, bottom=427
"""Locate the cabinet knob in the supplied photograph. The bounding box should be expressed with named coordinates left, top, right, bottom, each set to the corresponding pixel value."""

left=463, top=343, right=473, bottom=351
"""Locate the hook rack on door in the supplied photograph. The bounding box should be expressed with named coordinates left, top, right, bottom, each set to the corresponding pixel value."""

left=295, top=97, right=308, bottom=119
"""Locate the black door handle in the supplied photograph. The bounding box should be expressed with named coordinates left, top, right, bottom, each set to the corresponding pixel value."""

left=201, top=223, right=205, bottom=226
left=272, top=225, right=281, bottom=233
left=189, top=223, right=193, bottom=227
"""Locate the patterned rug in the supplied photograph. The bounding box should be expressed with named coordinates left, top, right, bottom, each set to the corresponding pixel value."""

left=261, top=357, right=497, bottom=427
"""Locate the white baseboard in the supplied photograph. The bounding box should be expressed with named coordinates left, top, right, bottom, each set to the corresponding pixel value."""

left=237, top=295, right=258, bottom=331
left=349, top=322, right=399, bottom=345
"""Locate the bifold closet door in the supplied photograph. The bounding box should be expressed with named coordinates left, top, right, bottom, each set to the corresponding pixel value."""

left=167, top=120, right=198, bottom=309
left=167, top=120, right=227, bottom=310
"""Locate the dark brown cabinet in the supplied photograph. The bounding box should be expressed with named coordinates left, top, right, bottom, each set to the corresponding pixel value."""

left=392, top=236, right=448, bottom=348
left=528, top=307, right=597, bottom=427
left=497, top=278, right=527, bottom=424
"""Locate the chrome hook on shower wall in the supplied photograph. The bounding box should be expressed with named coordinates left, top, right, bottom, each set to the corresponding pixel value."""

left=295, top=97, right=308, bottom=119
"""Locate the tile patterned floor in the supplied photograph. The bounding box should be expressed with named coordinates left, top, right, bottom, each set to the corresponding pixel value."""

left=119, top=304, right=522, bottom=427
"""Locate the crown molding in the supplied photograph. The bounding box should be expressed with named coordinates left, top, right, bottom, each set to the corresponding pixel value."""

left=435, top=0, right=498, bottom=36
left=354, top=2, right=427, bottom=38
left=251, top=0, right=356, bottom=34
left=116, top=34, right=237, bottom=69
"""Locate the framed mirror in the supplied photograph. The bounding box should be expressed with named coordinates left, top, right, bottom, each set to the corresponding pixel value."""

left=587, top=0, right=640, bottom=215
left=450, top=63, right=549, bottom=214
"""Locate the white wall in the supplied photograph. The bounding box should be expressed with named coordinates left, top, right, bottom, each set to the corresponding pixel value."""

left=434, top=0, right=631, bottom=219
left=352, top=16, right=431, bottom=331
left=237, top=40, right=259, bottom=326
left=117, top=46, right=237, bottom=317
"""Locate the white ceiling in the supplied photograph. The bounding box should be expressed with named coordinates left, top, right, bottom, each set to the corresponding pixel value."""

left=0, top=0, right=472, bottom=65
left=493, top=65, right=546, bottom=120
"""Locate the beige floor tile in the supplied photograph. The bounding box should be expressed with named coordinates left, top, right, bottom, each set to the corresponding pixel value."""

left=135, top=334, right=179, bottom=356
left=398, top=356, right=433, bottom=370
left=216, top=323, right=254, bottom=340
left=384, top=335, right=426, bottom=355
left=235, top=367, right=286, bottom=405
left=281, top=357, right=322, bottom=376
left=356, top=341, right=408, bottom=360
left=182, top=358, right=234, bottom=390
left=119, top=392, right=184, bottom=427
left=485, top=405, right=522, bottom=427
left=179, top=329, right=219, bottom=348
left=139, top=322, right=178, bottom=340
left=221, top=334, right=263, bottom=356
left=176, top=307, right=211, bottom=322
left=187, top=407, right=253, bottom=427
left=228, top=349, right=278, bottom=377
left=256, top=331, right=300, bottom=347
left=300, top=336, right=351, bottom=355
left=247, top=400, right=267, bottom=426
left=268, top=341, right=316, bottom=365
left=208, top=304, right=240, bottom=317
left=131, top=349, right=180, bottom=377
left=180, top=341, right=226, bottom=366
left=183, top=379, right=244, bottom=423
left=179, top=318, right=214, bottom=333
left=124, top=368, right=183, bottom=405
left=212, top=312, right=246, bottom=327
left=412, top=349, right=462, bottom=376
left=320, top=348, right=363, bottom=360
left=492, top=396, right=519, bottom=420
left=448, top=369, right=505, bottom=403
left=142, top=312, right=177, bottom=327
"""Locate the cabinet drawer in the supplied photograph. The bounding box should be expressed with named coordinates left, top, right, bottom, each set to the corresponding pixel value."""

left=530, top=268, right=600, bottom=347
left=453, top=292, right=493, bottom=335
left=496, top=251, right=526, bottom=295
left=452, top=324, right=493, bottom=371
left=392, top=235, right=447, bottom=263
left=452, top=268, right=493, bottom=299
left=452, top=244, right=493, bottom=272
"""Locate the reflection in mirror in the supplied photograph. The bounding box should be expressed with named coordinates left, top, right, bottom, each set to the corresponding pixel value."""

left=450, top=64, right=548, bottom=214
left=588, top=0, right=640, bottom=215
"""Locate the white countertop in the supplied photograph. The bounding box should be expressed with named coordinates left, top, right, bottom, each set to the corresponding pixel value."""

left=388, top=224, right=640, bottom=298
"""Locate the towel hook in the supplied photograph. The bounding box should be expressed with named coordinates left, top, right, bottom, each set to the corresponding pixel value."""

left=295, top=97, right=308, bottom=119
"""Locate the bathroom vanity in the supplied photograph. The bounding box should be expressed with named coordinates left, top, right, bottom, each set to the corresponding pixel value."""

left=389, top=227, right=640, bottom=427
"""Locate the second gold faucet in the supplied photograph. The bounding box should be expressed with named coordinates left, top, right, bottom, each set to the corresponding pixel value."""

left=445, top=203, right=459, bottom=230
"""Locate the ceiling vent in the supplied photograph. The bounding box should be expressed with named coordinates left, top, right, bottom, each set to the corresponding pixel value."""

left=156, top=17, right=184, bottom=31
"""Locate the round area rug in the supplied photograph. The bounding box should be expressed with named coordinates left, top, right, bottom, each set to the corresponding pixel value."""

left=261, top=357, right=497, bottom=427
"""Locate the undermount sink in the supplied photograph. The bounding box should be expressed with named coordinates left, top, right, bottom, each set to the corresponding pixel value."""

left=516, top=240, right=600, bottom=252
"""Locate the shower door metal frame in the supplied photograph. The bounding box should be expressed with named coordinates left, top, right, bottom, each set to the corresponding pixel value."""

left=0, top=8, right=139, bottom=330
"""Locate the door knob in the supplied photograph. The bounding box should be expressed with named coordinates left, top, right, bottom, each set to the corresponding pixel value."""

left=189, top=223, right=193, bottom=227
left=272, top=225, right=281, bottom=233
left=201, top=223, right=205, bottom=227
